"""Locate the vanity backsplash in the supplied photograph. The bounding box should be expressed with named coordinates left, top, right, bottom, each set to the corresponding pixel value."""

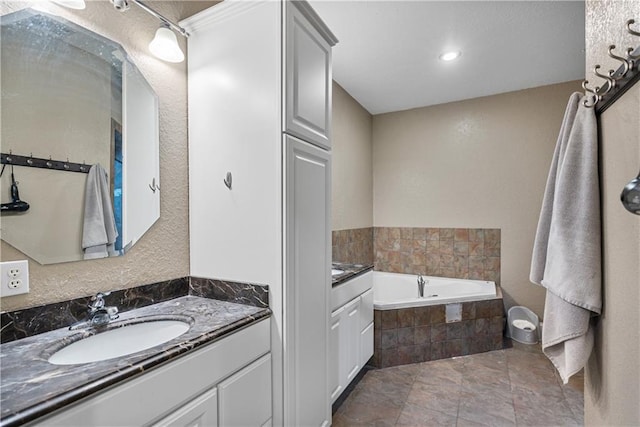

left=1, top=277, right=269, bottom=344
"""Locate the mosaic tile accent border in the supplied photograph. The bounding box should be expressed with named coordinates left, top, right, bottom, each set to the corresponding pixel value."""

left=1, top=277, right=270, bottom=344
left=332, top=227, right=374, bottom=265
left=372, top=297, right=505, bottom=368
left=374, top=227, right=501, bottom=284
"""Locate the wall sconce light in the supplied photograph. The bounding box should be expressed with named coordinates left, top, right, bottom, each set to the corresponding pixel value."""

left=149, top=23, right=185, bottom=63
left=119, top=0, right=189, bottom=63
left=53, top=0, right=188, bottom=63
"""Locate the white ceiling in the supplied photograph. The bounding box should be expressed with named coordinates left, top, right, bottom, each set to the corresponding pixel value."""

left=309, top=1, right=586, bottom=114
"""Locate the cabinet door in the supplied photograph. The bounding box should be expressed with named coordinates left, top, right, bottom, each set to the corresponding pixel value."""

left=187, top=1, right=282, bottom=288
left=218, top=354, right=272, bottom=427
left=344, top=297, right=361, bottom=383
left=360, top=322, right=374, bottom=369
left=359, top=289, right=374, bottom=331
left=285, top=2, right=334, bottom=150
left=152, top=388, right=218, bottom=427
left=330, top=306, right=345, bottom=403
left=284, top=135, right=331, bottom=426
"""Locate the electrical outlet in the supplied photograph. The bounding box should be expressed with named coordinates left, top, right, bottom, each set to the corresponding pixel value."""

left=1, top=260, right=29, bottom=297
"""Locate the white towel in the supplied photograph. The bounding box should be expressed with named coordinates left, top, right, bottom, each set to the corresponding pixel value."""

left=530, top=92, right=601, bottom=384
left=82, top=163, right=118, bottom=259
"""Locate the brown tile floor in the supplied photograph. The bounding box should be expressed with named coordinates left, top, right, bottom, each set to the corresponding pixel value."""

left=333, top=341, right=584, bottom=426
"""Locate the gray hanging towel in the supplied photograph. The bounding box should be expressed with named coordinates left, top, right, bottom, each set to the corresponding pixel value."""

left=82, top=163, right=118, bottom=259
left=530, top=92, right=601, bottom=384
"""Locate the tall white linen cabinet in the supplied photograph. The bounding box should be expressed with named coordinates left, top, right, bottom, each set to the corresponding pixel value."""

left=182, top=1, right=337, bottom=426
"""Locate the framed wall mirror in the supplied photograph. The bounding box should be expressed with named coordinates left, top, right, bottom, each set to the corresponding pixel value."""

left=0, top=8, right=160, bottom=265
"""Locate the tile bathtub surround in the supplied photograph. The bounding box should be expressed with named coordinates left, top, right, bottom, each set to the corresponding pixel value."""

left=1, top=277, right=269, bottom=344
left=374, top=227, right=501, bottom=283
left=372, top=297, right=505, bottom=369
left=332, top=227, right=374, bottom=265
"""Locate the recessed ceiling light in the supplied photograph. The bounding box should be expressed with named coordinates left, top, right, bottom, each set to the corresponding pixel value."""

left=439, top=51, right=461, bottom=61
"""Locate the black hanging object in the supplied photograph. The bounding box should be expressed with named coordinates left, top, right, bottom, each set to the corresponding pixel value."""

left=621, top=170, right=640, bottom=215
left=1, top=167, right=30, bottom=212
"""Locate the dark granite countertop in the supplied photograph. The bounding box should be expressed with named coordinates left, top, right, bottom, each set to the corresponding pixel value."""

left=0, top=296, right=271, bottom=427
left=332, top=262, right=374, bottom=287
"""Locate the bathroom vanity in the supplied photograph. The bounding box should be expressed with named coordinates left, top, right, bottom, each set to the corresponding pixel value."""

left=0, top=296, right=271, bottom=427
left=330, top=266, right=373, bottom=403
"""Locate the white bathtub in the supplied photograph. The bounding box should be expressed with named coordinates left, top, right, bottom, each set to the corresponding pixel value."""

left=373, top=271, right=497, bottom=310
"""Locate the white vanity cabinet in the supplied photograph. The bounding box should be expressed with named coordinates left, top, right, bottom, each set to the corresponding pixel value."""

left=330, top=272, right=373, bottom=403
left=182, top=2, right=336, bottom=426
left=31, top=319, right=271, bottom=427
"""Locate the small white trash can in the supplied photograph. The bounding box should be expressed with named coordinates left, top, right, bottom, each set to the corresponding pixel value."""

left=507, top=306, right=539, bottom=344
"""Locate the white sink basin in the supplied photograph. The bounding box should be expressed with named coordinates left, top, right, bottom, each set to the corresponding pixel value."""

left=331, top=268, right=345, bottom=276
left=48, top=319, right=191, bottom=365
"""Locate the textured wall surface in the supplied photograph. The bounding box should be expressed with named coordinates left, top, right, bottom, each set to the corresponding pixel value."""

left=0, top=0, right=207, bottom=312
left=332, top=81, right=373, bottom=231
left=584, top=2, right=640, bottom=425
left=372, top=81, right=582, bottom=318
left=585, top=0, right=638, bottom=89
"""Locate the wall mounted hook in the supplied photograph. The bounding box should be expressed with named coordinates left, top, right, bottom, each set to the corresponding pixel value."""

left=224, top=172, right=232, bottom=190
left=625, top=47, right=640, bottom=63
left=627, top=19, right=640, bottom=37
left=593, top=64, right=615, bottom=94
left=608, top=45, right=631, bottom=78
left=149, top=177, right=160, bottom=193
left=582, top=80, right=600, bottom=108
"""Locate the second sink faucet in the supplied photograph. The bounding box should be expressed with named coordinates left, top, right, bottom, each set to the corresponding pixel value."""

left=69, top=291, right=119, bottom=330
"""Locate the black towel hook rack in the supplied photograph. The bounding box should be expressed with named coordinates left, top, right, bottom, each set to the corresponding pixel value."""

left=0, top=152, right=92, bottom=174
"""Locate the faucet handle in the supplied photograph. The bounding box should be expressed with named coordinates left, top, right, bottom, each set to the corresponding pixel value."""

left=89, top=291, right=111, bottom=310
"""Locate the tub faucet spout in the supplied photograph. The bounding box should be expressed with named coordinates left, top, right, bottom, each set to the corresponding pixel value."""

left=417, top=275, right=426, bottom=297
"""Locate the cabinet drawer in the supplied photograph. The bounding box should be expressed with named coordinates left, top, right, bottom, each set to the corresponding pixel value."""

left=152, top=388, right=218, bottom=427
left=331, top=271, right=373, bottom=311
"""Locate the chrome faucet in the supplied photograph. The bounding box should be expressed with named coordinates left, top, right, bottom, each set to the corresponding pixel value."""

left=417, top=275, right=427, bottom=297
left=69, top=291, right=119, bottom=330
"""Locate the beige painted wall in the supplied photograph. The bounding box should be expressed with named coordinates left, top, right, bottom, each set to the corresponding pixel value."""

left=585, top=1, right=640, bottom=425
left=332, top=81, right=373, bottom=231
left=0, top=0, right=201, bottom=312
left=372, top=81, right=582, bottom=318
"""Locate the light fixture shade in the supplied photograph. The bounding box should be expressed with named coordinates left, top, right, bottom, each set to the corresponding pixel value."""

left=439, top=51, right=462, bottom=61
left=51, top=0, right=86, bottom=9
left=149, top=26, right=184, bottom=63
